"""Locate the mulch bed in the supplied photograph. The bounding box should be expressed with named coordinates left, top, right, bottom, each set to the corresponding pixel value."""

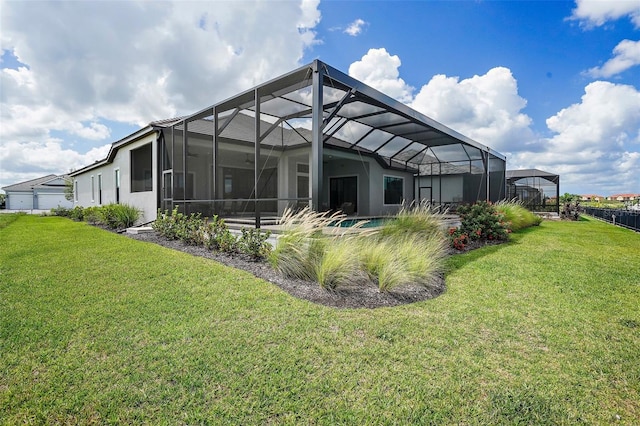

left=125, top=230, right=502, bottom=309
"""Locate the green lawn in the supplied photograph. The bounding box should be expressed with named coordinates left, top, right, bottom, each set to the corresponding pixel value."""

left=1, top=214, right=639, bottom=424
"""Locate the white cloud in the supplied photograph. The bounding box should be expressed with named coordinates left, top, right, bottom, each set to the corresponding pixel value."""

left=347, top=49, right=534, bottom=152
left=344, top=19, right=367, bottom=36
left=586, top=39, right=640, bottom=78
left=545, top=81, right=640, bottom=152
left=569, top=0, right=640, bottom=29
left=0, top=139, right=110, bottom=185
left=348, top=48, right=414, bottom=103
left=0, top=0, right=321, bottom=189
left=511, top=81, right=640, bottom=194
left=346, top=48, right=639, bottom=194
left=410, top=67, right=534, bottom=151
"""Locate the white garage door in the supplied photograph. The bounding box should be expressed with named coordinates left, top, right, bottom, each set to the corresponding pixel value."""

left=38, top=193, right=73, bottom=210
left=7, top=192, right=33, bottom=210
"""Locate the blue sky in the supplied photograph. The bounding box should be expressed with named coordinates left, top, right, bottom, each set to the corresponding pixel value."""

left=1, top=0, right=639, bottom=196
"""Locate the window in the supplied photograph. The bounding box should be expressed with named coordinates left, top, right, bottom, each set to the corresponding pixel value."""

left=297, top=162, right=309, bottom=200
left=131, top=143, right=153, bottom=192
left=383, top=175, right=403, bottom=205
left=74, top=180, right=78, bottom=202
left=97, top=174, right=102, bottom=205
left=91, top=176, right=95, bottom=202
left=114, top=169, right=120, bottom=203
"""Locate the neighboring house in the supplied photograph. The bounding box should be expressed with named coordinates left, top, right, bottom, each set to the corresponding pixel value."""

left=581, top=194, right=605, bottom=202
left=70, top=60, right=507, bottom=226
left=506, top=169, right=560, bottom=213
left=607, top=194, right=640, bottom=202
left=2, top=174, right=72, bottom=210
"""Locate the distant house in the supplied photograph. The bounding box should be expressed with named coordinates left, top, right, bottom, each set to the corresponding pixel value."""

left=70, top=60, right=507, bottom=226
left=607, top=194, right=640, bottom=202
left=2, top=174, right=72, bottom=210
left=581, top=194, right=605, bottom=202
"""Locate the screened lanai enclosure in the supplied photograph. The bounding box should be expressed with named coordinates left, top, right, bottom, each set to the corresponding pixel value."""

left=156, top=60, right=506, bottom=226
left=506, top=169, right=560, bottom=213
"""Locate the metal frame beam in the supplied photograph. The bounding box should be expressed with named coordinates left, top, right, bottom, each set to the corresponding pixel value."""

left=311, top=61, right=324, bottom=211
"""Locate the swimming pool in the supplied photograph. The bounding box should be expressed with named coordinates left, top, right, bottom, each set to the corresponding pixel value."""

left=329, top=217, right=389, bottom=228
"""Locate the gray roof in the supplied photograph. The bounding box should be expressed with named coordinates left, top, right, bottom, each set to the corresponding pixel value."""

left=2, top=174, right=69, bottom=191
left=506, top=169, right=559, bottom=182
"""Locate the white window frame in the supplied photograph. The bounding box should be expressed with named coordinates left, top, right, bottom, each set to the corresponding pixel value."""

left=74, top=180, right=78, bottom=202
left=91, top=175, right=95, bottom=202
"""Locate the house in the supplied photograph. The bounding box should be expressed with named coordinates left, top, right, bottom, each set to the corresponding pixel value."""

left=581, top=194, right=605, bottom=202
left=506, top=169, right=560, bottom=213
left=607, top=194, right=640, bottom=202
left=70, top=60, right=507, bottom=226
left=2, top=174, right=72, bottom=210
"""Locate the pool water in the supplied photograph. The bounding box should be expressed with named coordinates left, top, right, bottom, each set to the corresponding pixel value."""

left=330, top=218, right=388, bottom=228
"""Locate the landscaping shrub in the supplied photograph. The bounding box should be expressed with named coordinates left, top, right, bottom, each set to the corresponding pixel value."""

left=83, top=206, right=102, bottom=225
left=271, top=206, right=448, bottom=292
left=495, top=200, right=542, bottom=231
left=448, top=227, right=470, bottom=251
left=456, top=201, right=510, bottom=242
left=153, top=208, right=241, bottom=253
left=238, top=228, right=271, bottom=260
left=98, top=203, right=141, bottom=229
left=380, top=200, right=444, bottom=238
left=203, top=216, right=237, bottom=253
left=50, top=204, right=139, bottom=229
left=50, top=206, right=72, bottom=217
left=560, top=201, right=580, bottom=221
left=70, top=206, right=85, bottom=221
left=360, top=234, right=446, bottom=292
left=153, top=208, right=207, bottom=245
left=174, top=212, right=206, bottom=245
left=153, top=208, right=179, bottom=239
left=314, top=237, right=360, bottom=290
left=269, top=208, right=338, bottom=281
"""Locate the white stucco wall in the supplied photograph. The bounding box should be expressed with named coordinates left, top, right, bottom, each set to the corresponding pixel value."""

left=73, top=132, right=158, bottom=223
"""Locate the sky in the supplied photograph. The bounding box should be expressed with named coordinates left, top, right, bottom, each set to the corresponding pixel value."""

left=1, top=0, right=639, bottom=196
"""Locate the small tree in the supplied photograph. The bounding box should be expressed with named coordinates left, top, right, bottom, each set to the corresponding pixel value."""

left=559, top=193, right=580, bottom=204
left=64, top=178, right=74, bottom=201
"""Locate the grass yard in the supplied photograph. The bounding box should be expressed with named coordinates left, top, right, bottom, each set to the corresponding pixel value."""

left=1, top=214, right=639, bottom=424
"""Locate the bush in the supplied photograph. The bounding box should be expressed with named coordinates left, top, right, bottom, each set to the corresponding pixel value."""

left=83, top=207, right=102, bottom=225
left=270, top=206, right=448, bottom=292
left=314, top=237, right=360, bottom=290
left=380, top=201, right=444, bottom=239
left=238, top=228, right=271, bottom=260
left=495, top=200, right=542, bottom=231
left=154, top=209, right=240, bottom=252
left=99, top=203, right=141, bottom=229
left=174, top=212, right=206, bottom=245
left=456, top=201, right=510, bottom=242
left=70, top=206, right=85, bottom=221
left=360, top=234, right=446, bottom=292
left=269, top=207, right=348, bottom=282
left=50, top=206, right=72, bottom=217
left=202, top=216, right=238, bottom=253
left=50, top=204, right=139, bottom=229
